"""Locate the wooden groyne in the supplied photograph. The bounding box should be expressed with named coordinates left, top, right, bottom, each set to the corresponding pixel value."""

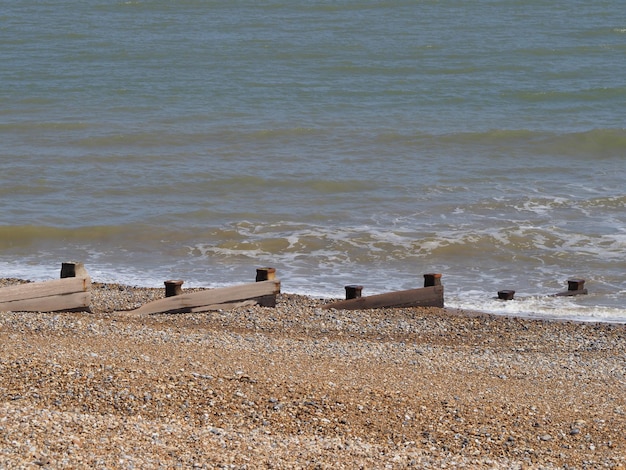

left=0, top=261, right=595, bottom=314
left=0, top=262, right=91, bottom=312
left=497, top=279, right=589, bottom=301
left=554, top=279, right=588, bottom=297
left=322, top=273, right=444, bottom=310
left=126, top=267, right=281, bottom=315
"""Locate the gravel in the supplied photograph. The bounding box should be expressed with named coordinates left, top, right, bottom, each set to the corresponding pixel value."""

left=0, top=280, right=625, bottom=468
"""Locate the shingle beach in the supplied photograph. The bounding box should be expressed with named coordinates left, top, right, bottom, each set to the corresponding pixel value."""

left=1, top=280, right=624, bottom=469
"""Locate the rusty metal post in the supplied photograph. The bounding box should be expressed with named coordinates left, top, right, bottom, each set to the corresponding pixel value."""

left=345, top=285, right=363, bottom=300
left=164, top=280, right=184, bottom=297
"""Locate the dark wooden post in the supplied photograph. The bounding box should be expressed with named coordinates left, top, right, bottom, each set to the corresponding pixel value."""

left=256, top=267, right=276, bottom=282
left=256, top=268, right=278, bottom=307
left=423, top=273, right=442, bottom=287
left=498, top=290, right=515, bottom=300
left=164, top=280, right=184, bottom=297
left=345, top=285, right=363, bottom=300
left=555, top=278, right=587, bottom=296
left=60, top=262, right=89, bottom=279
left=567, top=279, right=585, bottom=292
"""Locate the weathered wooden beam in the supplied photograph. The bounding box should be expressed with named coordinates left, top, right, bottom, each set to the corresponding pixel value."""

left=322, top=285, right=444, bottom=310
left=0, top=291, right=91, bottom=313
left=0, top=262, right=91, bottom=312
left=0, top=277, right=90, bottom=304
left=190, top=299, right=258, bottom=313
left=126, top=279, right=281, bottom=315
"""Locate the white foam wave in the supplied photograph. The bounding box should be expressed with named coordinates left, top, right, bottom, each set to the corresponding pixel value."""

left=447, top=294, right=626, bottom=324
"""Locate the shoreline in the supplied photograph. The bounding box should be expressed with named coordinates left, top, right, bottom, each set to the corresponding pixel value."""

left=1, top=281, right=625, bottom=468
left=3, top=275, right=624, bottom=324
left=4, top=277, right=625, bottom=325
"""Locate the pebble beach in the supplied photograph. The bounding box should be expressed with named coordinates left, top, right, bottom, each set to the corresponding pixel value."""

left=1, top=279, right=625, bottom=469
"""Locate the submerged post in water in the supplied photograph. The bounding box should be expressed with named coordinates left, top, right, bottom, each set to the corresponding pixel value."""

left=555, top=278, right=588, bottom=296
left=498, top=290, right=515, bottom=301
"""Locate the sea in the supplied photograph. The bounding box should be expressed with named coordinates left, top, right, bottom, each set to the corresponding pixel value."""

left=1, top=0, right=625, bottom=323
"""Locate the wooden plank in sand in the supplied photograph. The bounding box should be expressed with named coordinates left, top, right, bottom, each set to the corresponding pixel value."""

left=127, top=279, right=281, bottom=315
left=189, top=299, right=258, bottom=312
left=322, top=285, right=444, bottom=310
left=0, top=277, right=91, bottom=312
